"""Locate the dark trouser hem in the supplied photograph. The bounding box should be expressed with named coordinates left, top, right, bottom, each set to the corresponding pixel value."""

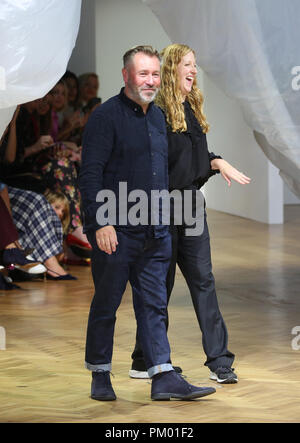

left=205, top=356, right=235, bottom=372
left=131, top=215, right=235, bottom=369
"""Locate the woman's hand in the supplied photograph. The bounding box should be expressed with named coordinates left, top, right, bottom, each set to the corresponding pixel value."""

left=24, top=135, right=54, bottom=158
left=35, top=135, right=54, bottom=152
left=211, top=158, right=251, bottom=187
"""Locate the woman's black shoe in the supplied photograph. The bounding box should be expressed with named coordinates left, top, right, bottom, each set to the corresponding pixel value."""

left=0, top=273, right=21, bottom=290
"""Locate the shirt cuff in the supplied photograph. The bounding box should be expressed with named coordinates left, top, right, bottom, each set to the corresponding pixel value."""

left=209, top=151, right=222, bottom=175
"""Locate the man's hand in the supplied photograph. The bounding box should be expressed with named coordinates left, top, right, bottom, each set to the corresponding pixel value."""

left=211, top=158, right=251, bottom=187
left=95, top=226, right=118, bottom=255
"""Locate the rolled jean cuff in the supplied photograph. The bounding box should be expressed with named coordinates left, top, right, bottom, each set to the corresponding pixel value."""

left=85, top=362, right=112, bottom=372
left=148, top=363, right=174, bottom=378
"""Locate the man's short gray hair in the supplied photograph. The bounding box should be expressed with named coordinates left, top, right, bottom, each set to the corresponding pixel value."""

left=123, top=45, right=161, bottom=68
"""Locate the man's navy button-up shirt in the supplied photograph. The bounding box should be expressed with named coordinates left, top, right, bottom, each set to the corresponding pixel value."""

left=79, top=88, right=169, bottom=238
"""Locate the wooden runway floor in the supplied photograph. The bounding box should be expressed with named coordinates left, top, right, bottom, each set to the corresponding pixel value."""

left=1, top=207, right=300, bottom=423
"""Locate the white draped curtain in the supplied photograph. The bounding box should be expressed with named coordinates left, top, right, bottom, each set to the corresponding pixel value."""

left=145, top=0, right=300, bottom=197
left=0, top=0, right=82, bottom=138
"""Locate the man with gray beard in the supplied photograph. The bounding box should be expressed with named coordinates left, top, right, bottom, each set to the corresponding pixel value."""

left=79, top=45, right=216, bottom=401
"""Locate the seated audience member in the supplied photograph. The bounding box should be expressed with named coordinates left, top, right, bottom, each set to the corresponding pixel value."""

left=50, top=79, right=82, bottom=143
left=0, top=190, right=44, bottom=272
left=37, top=93, right=82, bottom=163
left=0, top=100, right=90, bottom=256
left=0, top=105, right=47, bottom=192
left=0, top=184, right=46, bottom=290
left=62, top=71, right=80, bottom=114
left=59, top=72, right=101, bottom=145
left=78, top=73, right=100, bottom=110
left=7, top=186, right=77, bottom=281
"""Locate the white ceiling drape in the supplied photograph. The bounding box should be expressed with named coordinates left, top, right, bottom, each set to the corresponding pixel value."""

left=0, top=0, right=82, bottom=138
left=145, top=0, right=300, bottom=197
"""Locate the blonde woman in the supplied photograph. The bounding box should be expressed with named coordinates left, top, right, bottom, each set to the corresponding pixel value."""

left=44, top=190, right=70, bottom=235
left=130, top=44, right=251, bottom=384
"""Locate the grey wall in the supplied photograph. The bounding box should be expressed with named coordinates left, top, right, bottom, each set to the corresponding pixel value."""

left=95, top=0, right=171, bottom=102
left=68, top=0, right=96, bottom=76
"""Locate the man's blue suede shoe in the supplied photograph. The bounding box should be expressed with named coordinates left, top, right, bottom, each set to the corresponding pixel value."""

left=151, top=370, right=216, bottom=401
left=91, top=371, right=116, bottom=401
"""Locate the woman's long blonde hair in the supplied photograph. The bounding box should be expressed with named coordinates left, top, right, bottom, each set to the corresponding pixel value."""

left=44, top=190, right=70, bottom=235
left=156, top=44, right=210, bottom=133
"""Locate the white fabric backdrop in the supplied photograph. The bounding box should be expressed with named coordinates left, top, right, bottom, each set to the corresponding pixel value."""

left=145, top=0, right=300, bottom=197
left=0, top=0, right=82, bottom=138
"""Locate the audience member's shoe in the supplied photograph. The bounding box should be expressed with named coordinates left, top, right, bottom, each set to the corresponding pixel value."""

left=66, top=234, right=92, bottom=259
left=15, top=264, right=46, bottom=274
left=46, top=273, right=77, bottom=281
left=15, top=254, right=46, bottom=274
left=129, top=359, right=182, bottom=379
left=2, top=248, right=32, bottom=266
left=0, top=273, right=21, bottom=290
left=69, top=245, right=92, bottom=259
left=15, top=262, right=46, bottom=275
left=66, top=234, right=92, bottom=250
left=2, top=249, right=46, bottom=274
left=91, top=371, right=116, bottom=401
left=151, top=370, right=216, bottom=401
left=8, top=268, right=43, bottom=282
left=210, top=367, right=238, bottom=384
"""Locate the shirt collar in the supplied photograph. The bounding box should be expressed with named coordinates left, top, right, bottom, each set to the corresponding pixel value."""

left=119, top=87, right=154, bottom=114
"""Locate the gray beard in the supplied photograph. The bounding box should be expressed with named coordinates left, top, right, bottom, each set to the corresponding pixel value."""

left=138, top=88, right=158, bottom=104
left=127, top=82, right=158, bottom=105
